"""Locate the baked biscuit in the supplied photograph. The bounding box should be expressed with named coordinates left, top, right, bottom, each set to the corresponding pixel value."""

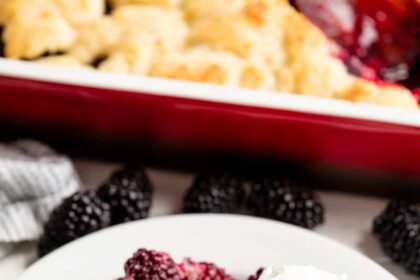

left=110, top=0, right=181, bottom=8
left=2, top=0, right=416, bottom=110
left=183, top=0, right=244, bottom=21
left=37, top=54, right=89, bottom=68
left=0, top=0, right=51, bottom=25
left=70, top=5, right=188, bottom=65
left=69, top=17, right=123, bottom=63
left=278, top=11, right=353, bottom=98
left=54, top=0, right=105, bottom=24
left=99, top=31, right=157, bottom=75
left=111, top=5, right=188, bottom=53
left=191, top=14, right=284, bottom=70
left=0, top=0, right=19, bottom=25
left=242, top=0, right=286, bottom=25
left=0, top=0, right=104, bottom=25
left=183, top=0, right=287, bottom=21
left=277, top=10, right=418, bottom=109
left=3, top=2, right=76, bottom=59
left=241, top=59, right=276, bottom=90
left=152, top=47, right=245, bottom=86
left=343, top=80, right=418, bottom=110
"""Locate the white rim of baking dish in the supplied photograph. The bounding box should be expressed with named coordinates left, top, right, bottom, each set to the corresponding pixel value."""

left=1, top=58, right=420, bottom=129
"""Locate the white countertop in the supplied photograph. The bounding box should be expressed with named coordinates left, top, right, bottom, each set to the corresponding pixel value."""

left=0, top=159, right=416, bottom=280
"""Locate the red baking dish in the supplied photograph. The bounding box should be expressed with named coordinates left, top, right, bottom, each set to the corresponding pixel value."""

left=0, top=58, right=420, bottom=175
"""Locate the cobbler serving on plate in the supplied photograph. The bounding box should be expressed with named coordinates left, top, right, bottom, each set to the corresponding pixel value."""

left=0, top=0, right=418, bottom=109
left=121, top=248, right=348, bottom=280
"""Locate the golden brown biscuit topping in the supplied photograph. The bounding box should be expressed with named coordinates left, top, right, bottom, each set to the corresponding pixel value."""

left=0, top=0, right=417, bottom=109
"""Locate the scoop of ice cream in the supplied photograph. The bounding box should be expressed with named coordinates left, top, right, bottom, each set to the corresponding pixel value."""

left=258, top=266, right=348, bottom=280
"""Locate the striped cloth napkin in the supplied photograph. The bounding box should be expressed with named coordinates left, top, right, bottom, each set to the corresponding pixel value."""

left=0, top=140, right=81, bottom=258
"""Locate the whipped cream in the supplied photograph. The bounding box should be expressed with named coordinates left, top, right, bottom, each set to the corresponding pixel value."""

left=258, top=266, right=348, bottom=280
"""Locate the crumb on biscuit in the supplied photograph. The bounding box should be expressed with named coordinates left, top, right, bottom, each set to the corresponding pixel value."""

left=152, top=46, right=246, bottom=86
left=99, top=31, right=157, bottom=75
left=3, top=3, right=76, bottom=59
left=37, top=54, right=89, bottom=68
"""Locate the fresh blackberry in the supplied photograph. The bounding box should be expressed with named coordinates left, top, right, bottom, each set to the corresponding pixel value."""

left=182, top=172, right=245, bottom=213
left=98, top=167, right=153, bottom=225
left=247, top=268, right=264, bottom=280
left=373, top=200, right=420, bottom=275
left=246, top=176, right=324, bottom=229
left=124, top=248, right=182, bottom=280
left=178, top=258, right=235, bottom=280
left=38, top=191, right=111, bottom=256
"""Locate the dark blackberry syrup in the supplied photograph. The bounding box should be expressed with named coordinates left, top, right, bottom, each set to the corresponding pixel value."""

left=294, top=0, right=420, bottom=96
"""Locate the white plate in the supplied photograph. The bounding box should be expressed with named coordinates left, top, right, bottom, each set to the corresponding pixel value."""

left=19, top=215, right=396, bottom=280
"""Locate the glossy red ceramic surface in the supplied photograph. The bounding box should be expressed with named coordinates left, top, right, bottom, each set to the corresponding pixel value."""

left=1, top=74, right=420, bottom=175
